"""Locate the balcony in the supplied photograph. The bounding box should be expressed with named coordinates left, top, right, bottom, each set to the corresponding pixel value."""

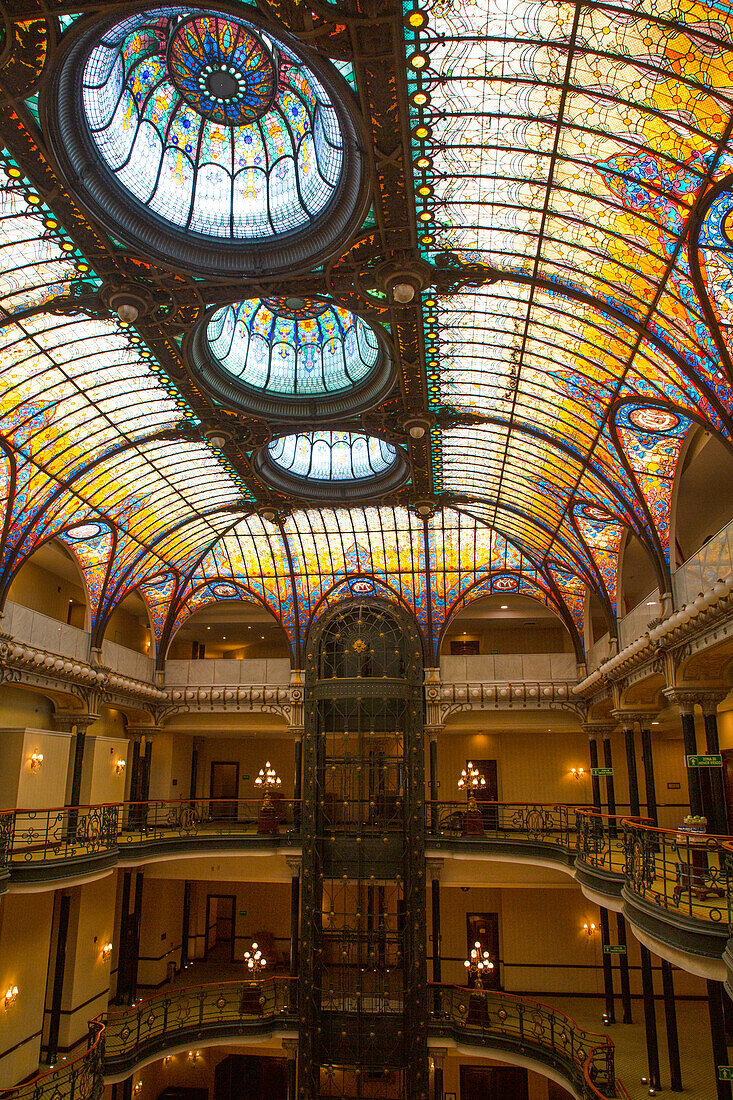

left=2, top=980, right=616, bottom=1100
left=439, top=652, right=577, bottom=682
left=164, top=657, right=292, bottom=686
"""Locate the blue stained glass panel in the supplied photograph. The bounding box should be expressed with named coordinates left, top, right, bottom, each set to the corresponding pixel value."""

left=269, top=432, right=397, bottom=482
left=81, top=7, right=344, bottom=241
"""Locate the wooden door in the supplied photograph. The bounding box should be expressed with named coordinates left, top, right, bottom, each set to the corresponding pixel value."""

left=210, top=761, right=238, bottom=820
left=467, top=758, right=498, bottom=828
left=460, top=1065, right=528, bottom=1100
left=205, top=894, right=235, bottom=962
left=721, top=750, right=733, bottom=827
left=466, top=911, right=500, bottom=989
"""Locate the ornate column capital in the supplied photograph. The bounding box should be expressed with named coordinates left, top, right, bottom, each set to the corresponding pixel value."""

left=582, top=721, right=617, bottom=740
left=697, top=691, right=729, bottom=716
left=429, top=1046, right=448, bottom=1069
left=53, top=711, right=99, bottom=734
left=611, top=710, right=657, bottom=730
left=286, top=855, right=301, bottom=877
left=282, top=1038, right=298, bottom=1058
left=289, top=668, right=305, bottom=733
left=426, top=857, right=444, bottom=881
left=662, top=687, right=726, bottom=715
left=127, top=725, right=162, bottom=739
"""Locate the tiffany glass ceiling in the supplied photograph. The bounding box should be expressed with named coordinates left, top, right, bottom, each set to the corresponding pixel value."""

left=1, top=0, right=733, bottom=665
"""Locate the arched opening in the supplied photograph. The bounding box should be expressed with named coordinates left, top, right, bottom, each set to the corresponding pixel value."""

left=672, top=427, right=733, bottom=566
left=585, top=590, right=610, bottom=649
left=440, top=594, right=574, bottom=658
left=167, top=599, right=290, bottom=660
left=104, top=589, right=153, bottom=656
left=616, top=530, right=659, bottom=615
left=7, top=539, right=88, bottom=628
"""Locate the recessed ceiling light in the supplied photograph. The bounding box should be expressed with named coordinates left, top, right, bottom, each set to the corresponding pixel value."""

left=500, top=604, right=508, bottom=609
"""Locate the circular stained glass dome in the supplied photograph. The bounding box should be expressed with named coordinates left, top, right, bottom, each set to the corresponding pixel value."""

left=254, top=431, right=409, bottom=501
left=187, top=296, right=395, bottom=420
left=46, top=6, right=367, bottom=276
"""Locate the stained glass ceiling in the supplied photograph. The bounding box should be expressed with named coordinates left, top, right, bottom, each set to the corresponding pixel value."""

left=1, top=0, right=733, bottom=663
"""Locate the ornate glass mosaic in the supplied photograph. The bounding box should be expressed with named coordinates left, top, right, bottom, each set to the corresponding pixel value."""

left=268, top=432, right=397, bottom=481
left=81, top=6, right=344, bottom=239
left=206, top=298, right=379, bottom=396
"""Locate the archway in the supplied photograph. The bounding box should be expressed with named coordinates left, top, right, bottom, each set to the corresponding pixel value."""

left=7, top=537, right=89, bottom=629
left=167, top=599, right=290, bottom=661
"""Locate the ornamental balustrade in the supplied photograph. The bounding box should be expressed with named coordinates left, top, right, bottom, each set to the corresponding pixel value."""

left=0, top=983, right=615, bottom=1100
left=428, top=800, right=577, bottom=850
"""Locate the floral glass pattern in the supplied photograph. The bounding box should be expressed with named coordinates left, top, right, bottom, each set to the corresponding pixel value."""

left=81, top=6, right=344, bottom=239
left=206, top=298, right=380, bottom=396
left=268, top=432, right=397, bottom=482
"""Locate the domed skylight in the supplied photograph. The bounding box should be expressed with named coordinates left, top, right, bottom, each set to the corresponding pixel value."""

left=254, top=431, right=409, bottom=501
left=188, top=296, right=394, bottom=420
left=48, top=6, right=366, bottom=275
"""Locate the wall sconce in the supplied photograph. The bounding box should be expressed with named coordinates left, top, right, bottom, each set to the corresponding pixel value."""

left=4, top=985, right=18, bottom=1010
left=115, top=758, right=126, bottom=775
left=570, top=766, right=585, bottom=780
left=101, top=942, right=113, bottom=962
left=133, top=1083, right=142, bottom=1094
left=29, top=752, right=44, bottom=772
left=583, top=921, right=597, bottom=936
left=187, top=1050, right=202, bottom=1063
left=163, top=1056, right=173, bottom=1067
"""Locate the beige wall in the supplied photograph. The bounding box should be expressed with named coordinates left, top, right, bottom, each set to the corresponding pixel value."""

left=0, top=892, right=54, bottom=1084
left=7, top=558, right=86, bottom=627
left=187, top=879, right=291, bottom=966
left=104, top=598, right=150, bottom=654
left=138, top=878, right=185, bottom=989
left=56, top=876, right=116, bottom=1052
left=0, top=684, right=54, bottom=729
left=81, top=733, right=130, bottom=805
left=147, top=732, right=194, bottom=802
left=193, top=735, right=296, bottom=805
left=0, top=728, right=72, bottom=809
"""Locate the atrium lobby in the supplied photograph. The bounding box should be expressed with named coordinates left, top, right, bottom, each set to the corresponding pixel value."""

left=3, top=2, right=733, bottom=1100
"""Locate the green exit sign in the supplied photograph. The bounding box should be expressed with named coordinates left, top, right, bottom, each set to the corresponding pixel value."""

left=718, top=1067, right=733, bottom=1081
left=603, top=944, right=627, bottom=955
left=687, top=754, right=723, bottom=768
left=591, top=767, right=613, bottom=777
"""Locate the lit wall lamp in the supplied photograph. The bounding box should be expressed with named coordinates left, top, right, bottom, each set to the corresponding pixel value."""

left=133, top=1083, right=143, bottom=1094
left=115, top=758, right=126, bottom=775
left=163, top=1056, right=173, bottom=1067
left=583, top=921, right=597, bottom=936
left=187, top=1050, right=202, bottom=1063
left=570, top=766, right=585, bottom=780
left=29, top=752, right=44, bottom=772
left=4, top=985, right=18, bottom=1010
left=101, top=942, right=113, bottom=962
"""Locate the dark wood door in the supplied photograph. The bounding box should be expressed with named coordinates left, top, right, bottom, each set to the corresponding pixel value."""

left=467, top=758, right=498, bottom=828
left=204, top=894, right=235, bottom=962
left=460, top=1065, right=528, bottom=1100
left=466, top=911, right=500, bottom=989
left=210, top=761, right=238, bottom=820
left=214, top=1054, right=288, bottom=1100
left=721, top=750, right=733, bottom=827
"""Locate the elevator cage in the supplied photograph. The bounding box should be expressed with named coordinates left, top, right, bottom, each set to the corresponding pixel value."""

left=299, top=600, right=429, bottom=1100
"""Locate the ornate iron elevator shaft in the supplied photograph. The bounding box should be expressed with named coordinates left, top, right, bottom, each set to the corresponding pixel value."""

left=300, top=601, right=429, bottom=1100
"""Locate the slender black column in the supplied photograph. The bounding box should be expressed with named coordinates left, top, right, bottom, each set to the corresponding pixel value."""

left=431, top=876, right=441, bottom=983
left=588, top=735, right=602, bottom=811
left=116, top=870, right=144, bottom=1004
left=615, top=913, right=632, bottom=1024
left=640, top=945, right=661, bottom=1090
left=624, top=726, right=641, bottom=817
left=599, top=908, right=615, bottom=1024
left=122, top=1079, right=133, bottom=1100
left=290, top=868, right=300, bottom=977
left=703, top=706, right=729, bottom=836
left=429, top=732, right=439, bottom=833
left=641, top=728, right=658, bottom=824
left=129, top=871, right=144, bottom=1003
left=69, top=725, right=87, bottom=808
left=433, top=1054, right=444, bottom=1100
left=293, top=735, right=302, bottom=830
left=284, top=1041, right=298, bottom=1100
left=603, top=737, right=617, bottom=837
left=681, top=709, right=704, bottom=816
left=707, top=979, right=732, bottom=1100
left=180, top=880, right=192, bottom=969
left=46, top=894, right=71, bottom=1064
left=661, top=960, right=682, bottom=1091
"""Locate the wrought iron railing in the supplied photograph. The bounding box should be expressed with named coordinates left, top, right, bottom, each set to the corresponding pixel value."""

left=0, top=798, right=298, bottom=867
left=11, top=981, right=611, bottom=1100
left=431, top=985, right=615, bottom=1099
left=575, top=810, right=645, bottom=876
left=429, top=800, right=580, bottom=849
left=623, top=819, right=732, bottom=925
left=102, top=977, right=297, bottom=1072
left=0, top=1022, right=104, bottom=1100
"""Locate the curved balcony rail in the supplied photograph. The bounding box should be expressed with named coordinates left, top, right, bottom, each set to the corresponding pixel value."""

left=0, top=983, right=615, bottom=1100
left=1, top=1021, right=104, bottom=1100
left=623, top=819, right=732, bottom=927
left=428, top=800, right=580, bottom=860
left=432, top=984, right=615, bottom=1100
left=0, top=798, right=299, bottom=880
left=102, top=976, right=297, bottom=1076
left=575, top=810, right=647, bottom=878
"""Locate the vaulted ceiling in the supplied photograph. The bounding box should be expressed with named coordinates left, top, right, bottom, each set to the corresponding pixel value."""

left=0, top=0, right=732, bottom=663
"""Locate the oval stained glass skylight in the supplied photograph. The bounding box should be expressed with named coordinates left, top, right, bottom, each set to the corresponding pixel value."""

left=46, top=6, right=367, bottom=276
left=188, top=296, right=395, bottom=420
left=254, top=431, right=410, bottom=501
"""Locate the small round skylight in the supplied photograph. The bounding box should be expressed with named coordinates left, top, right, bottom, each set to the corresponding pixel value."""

left=254, top=431, right=409, bottom=501
left=46, top=6, right=367, bottom=276
left=188, top=297, right=394, bottom=420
